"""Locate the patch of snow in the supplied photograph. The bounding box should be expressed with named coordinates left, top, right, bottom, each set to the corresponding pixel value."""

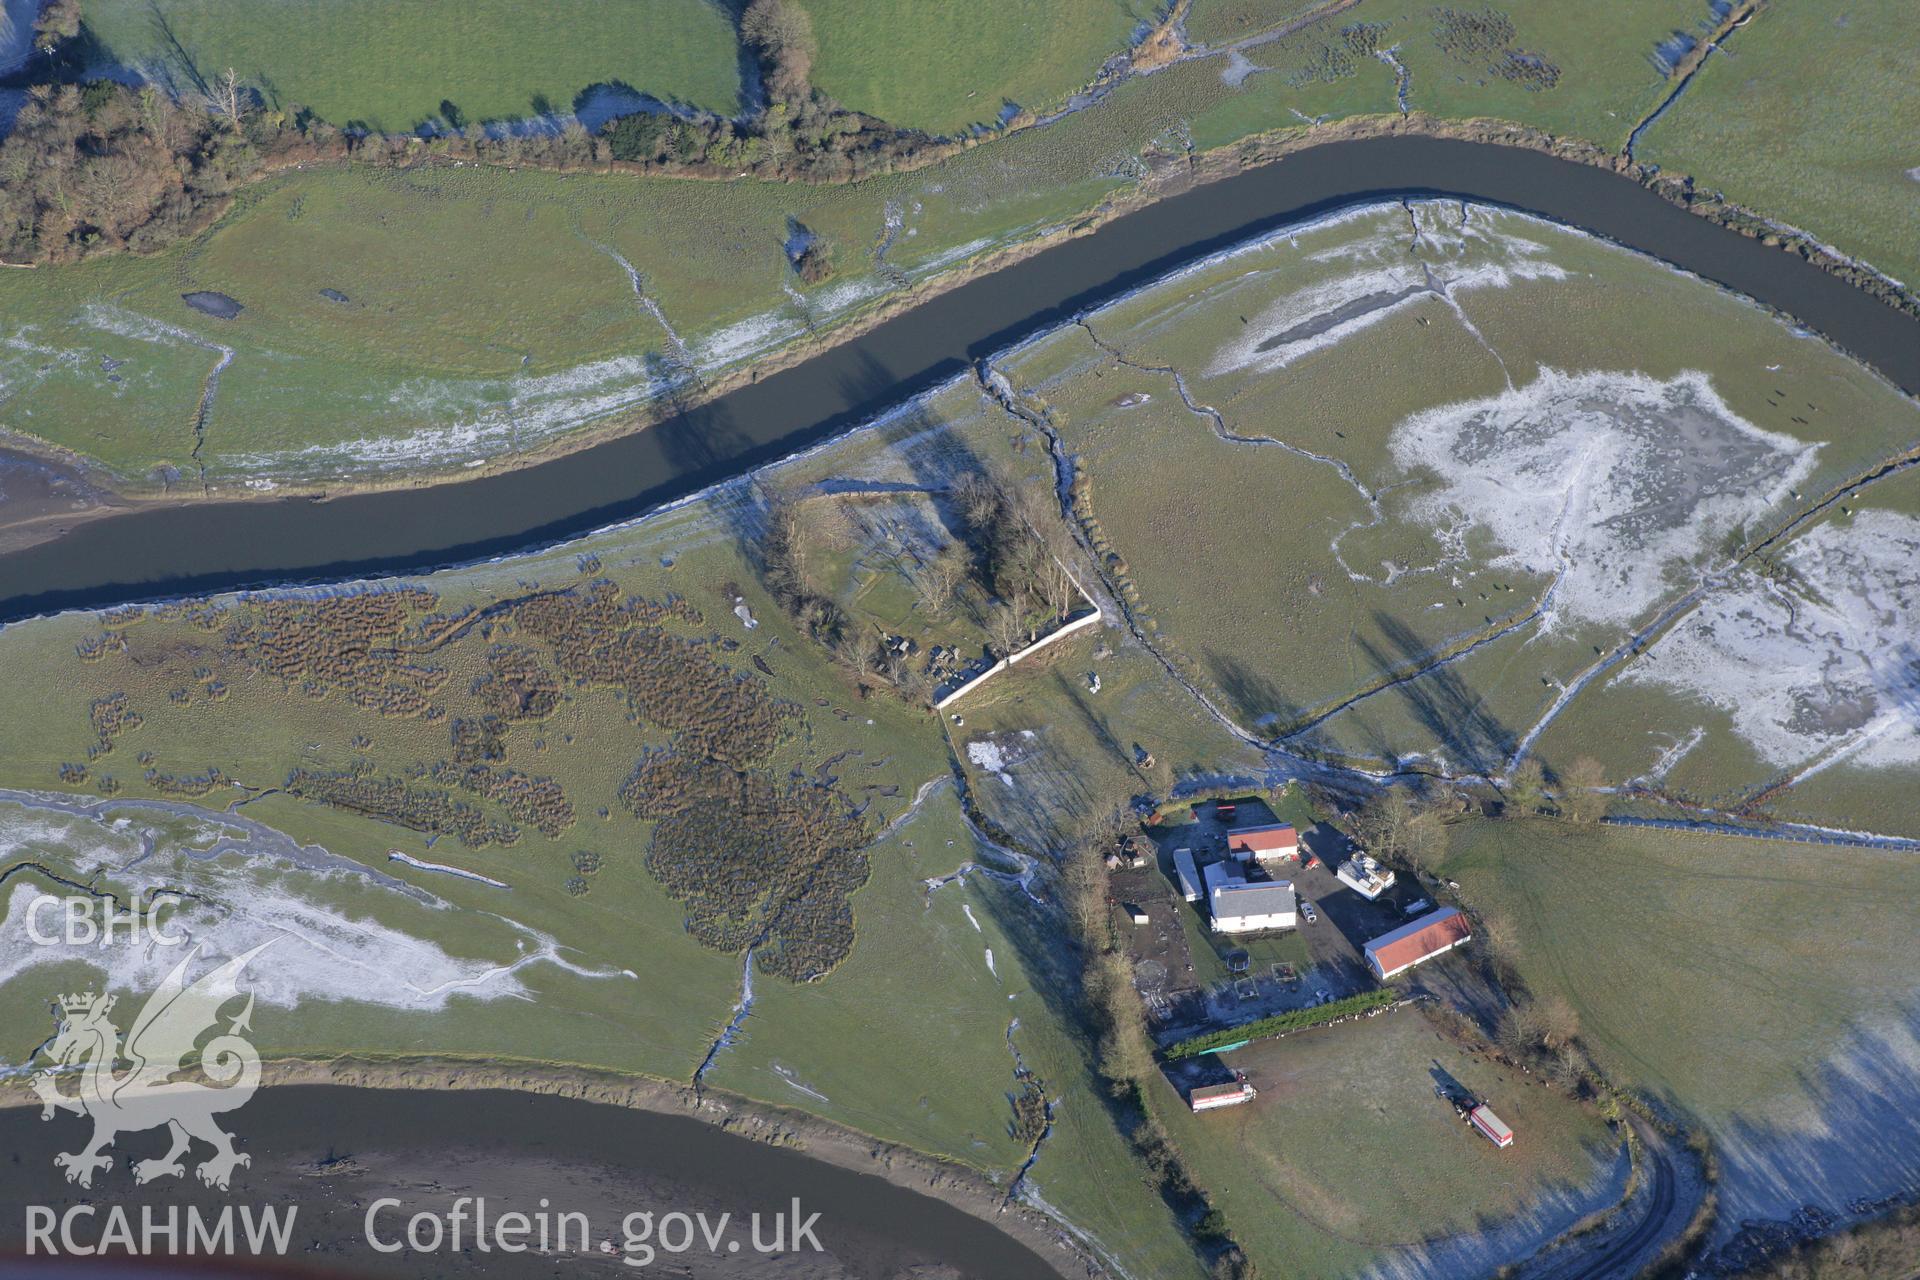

left=966, top=738, right=1012, bottom=786
left=0, top=800, right=624, bottom=1016
left=771, top=1063, right=829, bottom=1102
left=903, top=235, right=994, bottom=275
left=235, top=352, right=680, bottom=472
left=389, top=851, right=509, bottom=888
left=1206, top=205, right=1568, bottom=377
left=1623, top=509, right=1920, bottom=770
left=1387, top=367, right=1819, bottom=630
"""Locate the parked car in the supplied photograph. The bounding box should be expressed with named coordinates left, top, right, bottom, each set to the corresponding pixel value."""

left=1300, top=900, right=1318, bottom=924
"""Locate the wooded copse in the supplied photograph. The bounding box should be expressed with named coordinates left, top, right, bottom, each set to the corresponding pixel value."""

left=752, top=467, right=1085, bottom=705
left=1, top=0, right=994, bottom=265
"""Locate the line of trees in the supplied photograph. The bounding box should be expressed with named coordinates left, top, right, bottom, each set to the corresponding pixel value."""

left=1, top=0, right=1000, bottom=264
left=1163, top=990, right=1400, bottom=1059
left=1064, top=824, right=1258, bottom=1280
left=1503, top=754, right=1608, bottom=824
left=945, top=470, right=1081, bottom=658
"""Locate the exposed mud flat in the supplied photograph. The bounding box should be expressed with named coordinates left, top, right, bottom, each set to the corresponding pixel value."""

left=0, top=443, right=122, bottom=554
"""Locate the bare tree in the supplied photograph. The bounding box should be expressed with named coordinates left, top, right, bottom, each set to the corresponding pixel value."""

left=1039, top=550, right=1076, bottom=621
left=988, top=603, right=1024, bottom=658
left=740, top=0, right=815, bottom=102
left=137, top=85, right=176, bottom=151
left=1352, top=787, right=1414, bottom=858
left=1559, top=756, right=1609, bottom=826
left=1536, top=996, right=1581, bottom=1050
left=954, top=471, right=1002, bottom=537
left=1403, top=807, right=1449, bottom=876
left=32, top=0, right=81, bottom=52
left=1496, top=1001, right=1546, bottom=1058
left=835, top=626, right=884, bottom=683
left=915, top=543, right=967, bottom=615
left=1505, top=757, right=1547, bottom=817
left=204, top=68, right=247, bottom=130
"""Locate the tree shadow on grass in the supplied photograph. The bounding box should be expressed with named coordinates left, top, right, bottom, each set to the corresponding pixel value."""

left=1203, top=647, right=1301, bottom=735
left=1352, top=612, right=1515, bottom=774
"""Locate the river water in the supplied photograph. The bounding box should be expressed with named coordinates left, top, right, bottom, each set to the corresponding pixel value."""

left=0, top=135, right=1914, bottom=623
left=0, top=134, right=1916, bottom=1276
left=0, top=1085, right=1066, bottom=1277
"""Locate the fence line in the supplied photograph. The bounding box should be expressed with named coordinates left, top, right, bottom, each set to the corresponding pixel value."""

left=1603, top=814, right=1920, bottom=851
left=934, top=607, right=1102, bottom=710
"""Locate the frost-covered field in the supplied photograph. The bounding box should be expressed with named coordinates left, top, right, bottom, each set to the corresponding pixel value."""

left=0, top=134, right=1092, bottom=488
left=1003, top=201, right=1920, bottom=809
left=0, top=794, right=641, bottom=1070
left=1623, top=510, right=1920, bottom=776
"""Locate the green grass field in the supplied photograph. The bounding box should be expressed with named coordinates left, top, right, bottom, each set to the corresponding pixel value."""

left=1443, top=821, right=1920, bottom=1128
left=706, top=783, right=1209, bottom=1276
left=5, top=0, right=1914, bottom=492
left=804, top=0, right=1157, bottom=135
left=1004, top=199, right=1920, bottom=788
left=81, top=0, right=744, bottom=128
left=1638, top=0, right=1920, bottom=292
left=1158, top=1006, right=1619, bottom=1278
left=0, top=384, right=1255, bottom=1279
left=1438, top=822, right=1920, bottom=1195
left=0, top=70, right=1156, bottom=484
left=1182, top=0, right=1334, bottom=49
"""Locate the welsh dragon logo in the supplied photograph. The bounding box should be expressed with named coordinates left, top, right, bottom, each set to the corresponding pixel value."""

left=31, top=941, right=272, bottom=1190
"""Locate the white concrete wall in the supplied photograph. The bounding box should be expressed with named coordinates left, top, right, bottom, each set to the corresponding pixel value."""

left=1213, top=911, right=1296, bottom=933
left=934, top=554, right=1102, bottom=710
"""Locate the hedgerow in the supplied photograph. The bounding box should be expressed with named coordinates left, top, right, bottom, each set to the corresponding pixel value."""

left=1164, top=989, right=1399, bottom=1060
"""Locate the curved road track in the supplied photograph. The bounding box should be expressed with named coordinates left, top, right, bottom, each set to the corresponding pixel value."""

left=1518, top=1116, right=1704, bottom=1280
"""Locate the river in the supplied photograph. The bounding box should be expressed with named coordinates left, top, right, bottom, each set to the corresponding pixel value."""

left=0, top=1085, right=1067, bottom=1277
left=0, top=135, right=1915, bottom=623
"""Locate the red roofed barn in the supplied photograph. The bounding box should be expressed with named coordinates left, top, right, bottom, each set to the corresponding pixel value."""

left=1226, top=823, right=1299, bottom=864
left=1363, top=907, right=1472, bottom=980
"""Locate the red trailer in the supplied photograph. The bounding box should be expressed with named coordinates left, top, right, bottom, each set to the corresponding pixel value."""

left=1469, top=1105, right=1514, bottom=1149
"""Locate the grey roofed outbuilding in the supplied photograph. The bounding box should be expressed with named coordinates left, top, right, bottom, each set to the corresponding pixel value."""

left=1210, top=880, right=1296, bottom=917
left=1173, top=847, right=1202, bottom=901
left=1202, top=859, right=1244, bottom=897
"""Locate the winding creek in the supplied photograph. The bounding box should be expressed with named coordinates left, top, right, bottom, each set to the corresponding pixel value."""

left=1, top=135, right=1917, bottom=623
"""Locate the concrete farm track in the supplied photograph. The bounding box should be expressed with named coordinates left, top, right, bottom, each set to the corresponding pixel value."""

left=2, top=134, right=1918, bottom=622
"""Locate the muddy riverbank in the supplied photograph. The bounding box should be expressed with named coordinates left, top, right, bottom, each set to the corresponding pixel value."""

left=3, top=123, right=1918, bottom=622
left=0, top=1058, right=1090, bottom=1278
